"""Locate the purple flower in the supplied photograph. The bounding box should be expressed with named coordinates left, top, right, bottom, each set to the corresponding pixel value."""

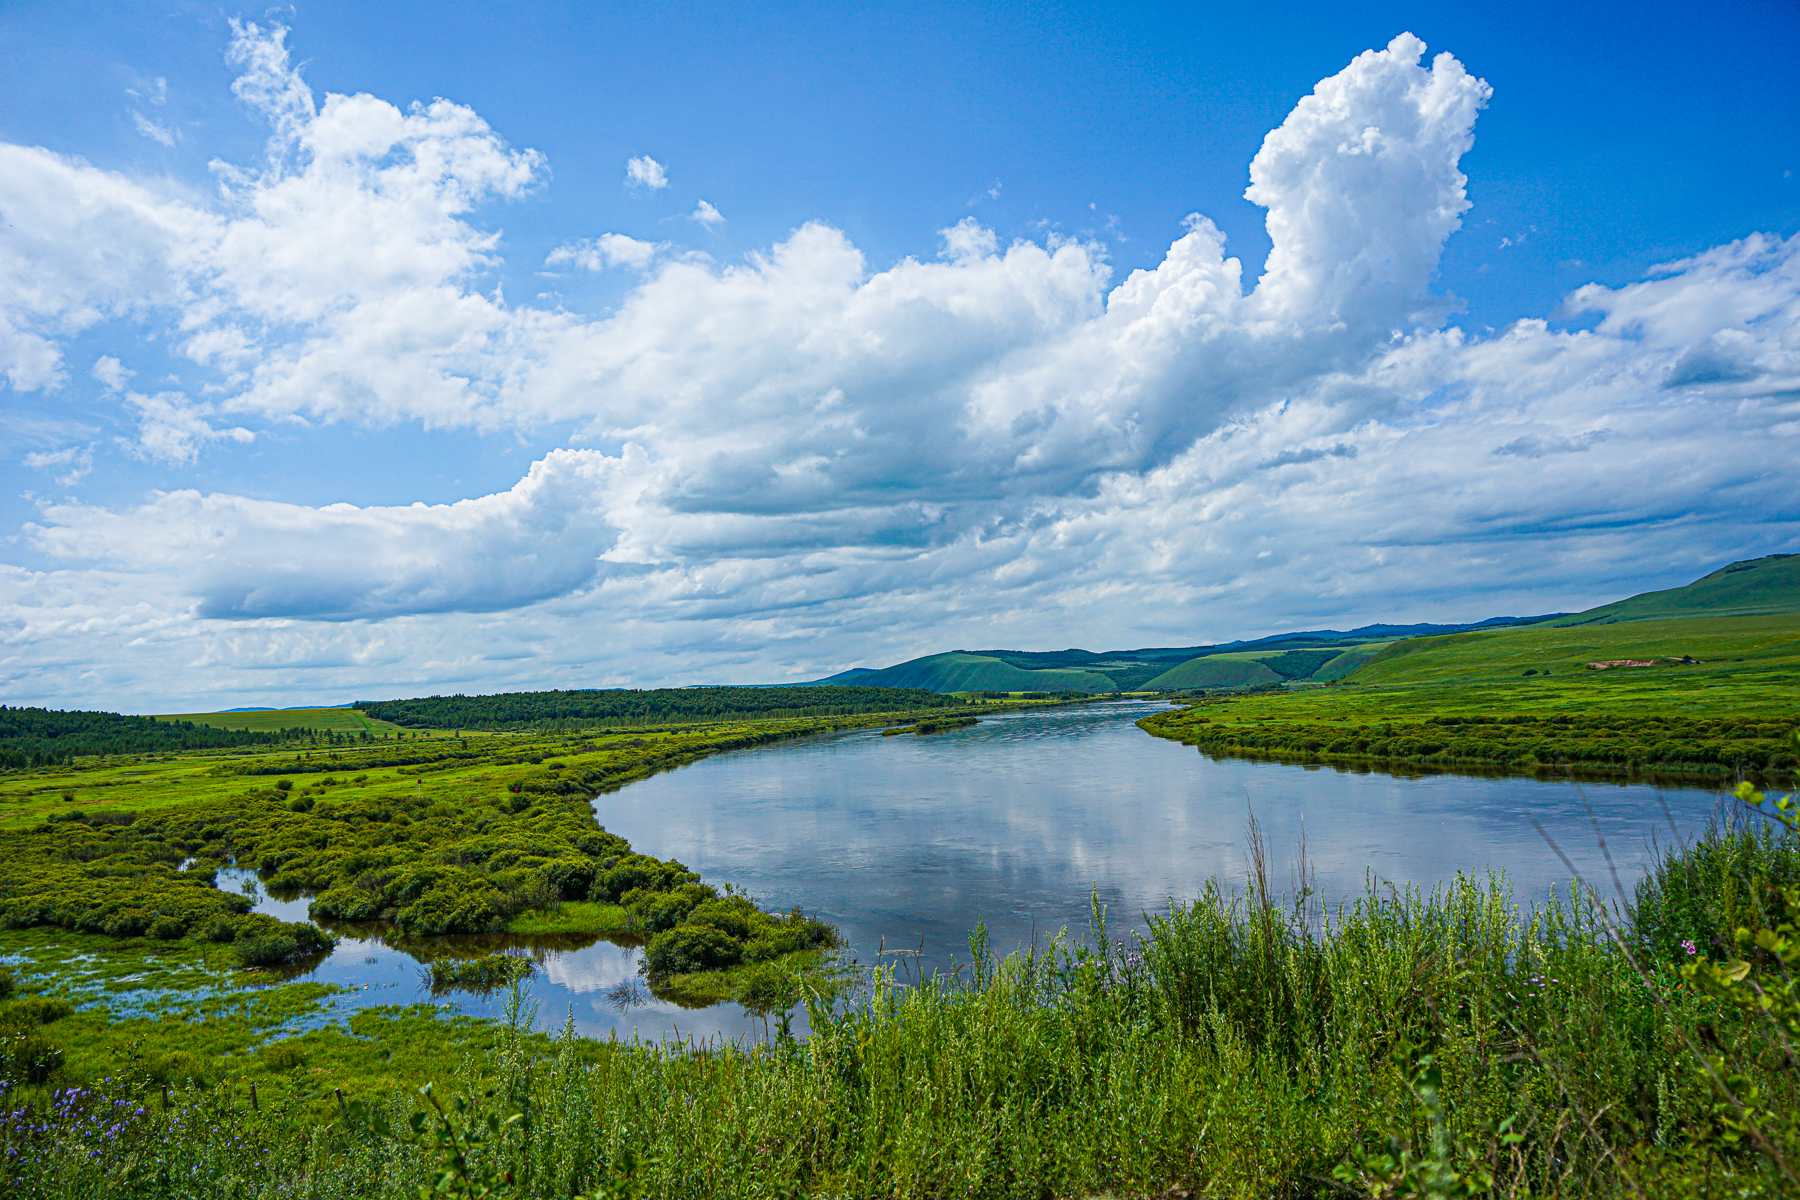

left=1682, top=939, right=1697, bottom=955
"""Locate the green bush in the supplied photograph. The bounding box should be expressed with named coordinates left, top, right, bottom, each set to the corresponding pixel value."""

left=2, top=996, right=73, bottom=1025
left=258, top=1040, right=309, bottom=1072
left=1632, top=811, right=1800, bottom=962
left=0, top=1022, right=62, bottom=1085
left=646, top=924, right=743, bottom=974
left=233, top=935, right=298, bottom=968
left=141, top=1049, right=216, bottom=1088
left=686, top=896, right=758, bottom=940
left=733, top=960, right=798, bottom=1013
left=624, top=883, right=712, bottom=932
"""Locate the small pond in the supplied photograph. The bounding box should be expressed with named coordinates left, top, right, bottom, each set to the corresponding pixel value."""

left=237, top=701, right=1734, bottom=1043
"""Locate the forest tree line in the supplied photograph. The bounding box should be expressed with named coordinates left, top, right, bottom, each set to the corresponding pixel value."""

left=356, top=686, right=964, bottom=730
left=0, top=707, right=319, bottom=770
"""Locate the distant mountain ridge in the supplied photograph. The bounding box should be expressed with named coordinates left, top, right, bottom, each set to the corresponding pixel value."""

left=801, top=552, right=1800, bottom=694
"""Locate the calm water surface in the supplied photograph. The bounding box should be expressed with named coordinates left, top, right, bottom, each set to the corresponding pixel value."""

left=253, top=701, right=1729, bottom=1042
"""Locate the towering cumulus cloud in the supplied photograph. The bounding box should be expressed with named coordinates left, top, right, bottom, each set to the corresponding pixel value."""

left=1, top=27, right=1796, bottom=706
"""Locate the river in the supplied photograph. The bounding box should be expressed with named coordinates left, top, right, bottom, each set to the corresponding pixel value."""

left=238, top=700, right=1731, bottom=1043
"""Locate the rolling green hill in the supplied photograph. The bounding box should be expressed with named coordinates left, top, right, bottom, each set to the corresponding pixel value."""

left=806, top=553, right=1797, bottom=695
left=1139, top=658, right=1283, bottom=690
left=1347, top=612, right=1800, bottom=688
left=1537, top=553, right=1800, bottom=626
left=839, top=652, right=1120, bottom=694
left=811, top=621, right=1543, bottom=694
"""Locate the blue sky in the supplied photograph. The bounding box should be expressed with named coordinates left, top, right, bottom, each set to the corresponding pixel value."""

left=1, top=1, right=1797, bottom=710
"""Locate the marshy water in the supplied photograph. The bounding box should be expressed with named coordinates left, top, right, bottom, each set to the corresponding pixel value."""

left=240, top=700, right=1730, bottom=1042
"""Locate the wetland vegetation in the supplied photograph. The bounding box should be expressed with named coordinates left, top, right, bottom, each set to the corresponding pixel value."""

left=2, top=775, right=1797, bottom=1197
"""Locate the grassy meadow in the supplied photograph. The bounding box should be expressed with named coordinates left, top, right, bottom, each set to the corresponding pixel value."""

left=1143, top=613, right=1800, bottom=780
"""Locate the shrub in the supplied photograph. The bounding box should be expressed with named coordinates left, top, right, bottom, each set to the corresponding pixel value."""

left=141, top=1049, right=215, bottom=1087
left=258, top=1040, right=309, bottom=1071
left=393, top=875, right=505, bottom=936
left=624, top=883, right=713, bottom=932
left=3, top=996, right=74, bottom=1025
left=311, top=885, right=386, bottom=922
left=234, top=935, right=298, bottom=968
left=194, top=916, right=238, bottom=943
left=646, top=924, right=742, bottom=974
left=0, top=1022, right=62, bottom=1084
left=687, top=896, right=759, bottom=940
left=733, top=961, right=797, bottom=1014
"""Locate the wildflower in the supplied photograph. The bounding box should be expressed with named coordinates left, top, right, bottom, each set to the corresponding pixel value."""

left=1682, top=939, right=1697, bottom=955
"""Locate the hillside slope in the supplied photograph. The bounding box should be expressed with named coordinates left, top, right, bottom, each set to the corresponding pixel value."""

left=1140, top=658, right=1284, bottom=690
left=837, top=652, right=1119, bottom=693
left=1540, top=553, right=1800, bottom=626
left=1348, top=613, right=1800, bottom=687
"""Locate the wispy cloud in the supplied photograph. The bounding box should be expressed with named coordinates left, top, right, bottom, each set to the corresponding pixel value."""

left=24, top=445, right=93, bottom=486
left=131, top=112, right=176, bottom=146
left=690, top=199, right=724, bottom=226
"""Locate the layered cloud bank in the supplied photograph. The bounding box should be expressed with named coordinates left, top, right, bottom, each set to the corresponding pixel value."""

left=2, top=26, right=1797, bottom=708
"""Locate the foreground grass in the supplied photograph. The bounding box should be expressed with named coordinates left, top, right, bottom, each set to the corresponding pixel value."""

left=6, top=794, right=1798, bottom=1198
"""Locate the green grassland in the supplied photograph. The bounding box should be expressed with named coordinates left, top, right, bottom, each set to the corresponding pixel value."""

left=1538, top=551, right=1800, bottom=625
left=1139, top=656, right=1282, bottom=689
left=154, top=707, right=413, bottom=735
left=837, top=651, right=1122, bottom=693
left=1141, top=613, right=1800, bottom=778
left=1352, top=612, right=1800, bottom=686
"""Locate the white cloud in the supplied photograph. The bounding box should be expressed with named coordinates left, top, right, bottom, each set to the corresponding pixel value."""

left=31, top=449, right=626, bottom=620
left=939, top=217, right=998, bottom=263
left=546, top=233, right=663, bottom=272
left=131, top=112, right=176, bottom=146
left=121, top=391, right=255, bottom=465
left=690, top=199, right=724, bottom=227
left=23, top=445, right=93, bottom=486
left=1, top=29, right=1797, bottom=708
left=625, top=155, right=668, bottom=189
left=92, top=355, right=133, bottom=392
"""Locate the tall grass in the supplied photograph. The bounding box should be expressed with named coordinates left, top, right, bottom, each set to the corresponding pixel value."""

left=4, top=817, right=1796, bottom=1198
